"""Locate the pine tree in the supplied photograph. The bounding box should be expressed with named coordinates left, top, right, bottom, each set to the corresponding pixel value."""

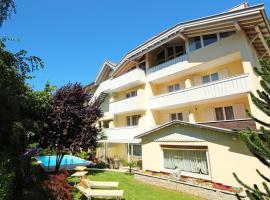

left=233, top=39, right=270, bottom=199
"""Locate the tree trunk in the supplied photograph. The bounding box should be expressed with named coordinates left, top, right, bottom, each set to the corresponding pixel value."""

left=55, top=153, right=64, bottom=173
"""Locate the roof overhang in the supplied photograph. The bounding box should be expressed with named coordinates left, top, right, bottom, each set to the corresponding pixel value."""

left=135, top=120, right=235, bottom=139
left=113, top=4, right=269, bottom=75
left=95, top=60, right=116, bottom=85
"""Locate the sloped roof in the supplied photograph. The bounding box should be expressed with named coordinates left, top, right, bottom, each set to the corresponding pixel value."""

left=95, top=60, right=116, bottom=85
left=135, top=120, right=235, bottom=139
left=112, top=3, right=269, bottom=74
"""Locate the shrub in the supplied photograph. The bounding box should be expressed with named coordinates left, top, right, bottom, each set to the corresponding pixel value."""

left=0, top=164, right=15, bottom=200
left=75, top=151, right=89, bottom=160
left=42, top=170, right=73, bottom=200
left=89, top=161, right=109, bottom=169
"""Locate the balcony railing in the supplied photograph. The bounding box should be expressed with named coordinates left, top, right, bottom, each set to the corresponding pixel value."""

left=147, top=54, right=187, bottom=74
left=150, top=73, right=250, bottom=110
left=103, top=126, right=141, bottom=141
left=110, top=95, right=145, bottom=115
left=110, top=68, right=146, bottom=92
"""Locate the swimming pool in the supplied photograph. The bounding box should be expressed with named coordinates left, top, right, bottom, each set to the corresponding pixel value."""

left=36, top=155, right=91, bottom=172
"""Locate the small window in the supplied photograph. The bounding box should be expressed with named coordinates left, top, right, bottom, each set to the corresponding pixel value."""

left=168, top=84, right=180, bottom=93
left=127, top=115, right=141, bottom=126
left=129, top=144, right=142, bottom=156
left=202, top=72, right=219, bottom=84
left=157, top=50, right=165, bottom=64
left=167, top=46, right=174, bottom=59
left=175, top=46, right=185, bottom=56
left=126, top=90, right=137, bottom=98
left=103, top=120, right=111, bottom=128
left=171, top=112, right=183, bottom=121
left=215, top=107, right=224, bottom=121
left=203, top=34, right=218, bottom=46
left=202, top=75, right=211, bottom=84
left=189, top=36, right=202, bottom=52
left=219, top=31, right=235, bottom=39
left=225, top=106, right=235, bottom=120
left=211, top=73, right=219, bottom=82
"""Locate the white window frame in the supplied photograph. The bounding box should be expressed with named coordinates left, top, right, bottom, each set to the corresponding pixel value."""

left=126, top=90, right=137, bottom=99
left=202, top=72, right=219, bottom=84
left=128, top=144, right=142, bottom=157
left=167, top=83, right=180, bottom=93
left=214, top=106, right=235, bottom=121
left=170, top=112, right=183, bottom=121
left=161, top=147, right=212, bottom=180
left=126, top=115, right=141, bottom=126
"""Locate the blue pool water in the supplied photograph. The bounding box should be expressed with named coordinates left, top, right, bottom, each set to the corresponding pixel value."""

left=36, top=155, right=89, bottom=167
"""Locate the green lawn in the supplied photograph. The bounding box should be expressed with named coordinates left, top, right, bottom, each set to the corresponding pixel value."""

left=68, top=171, right=203, bottom=200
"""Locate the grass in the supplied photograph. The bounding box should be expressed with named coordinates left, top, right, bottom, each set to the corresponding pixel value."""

left=68, top=171, right=203, bottom=200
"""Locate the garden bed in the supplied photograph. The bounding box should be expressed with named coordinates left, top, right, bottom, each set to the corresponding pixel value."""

left=135, top=171, right=246, bottom=200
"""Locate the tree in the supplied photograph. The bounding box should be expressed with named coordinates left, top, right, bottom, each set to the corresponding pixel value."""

left=233, top=39, right=270, bottom=199
left=40, top=83, right=102, bottom=172
left=0, top=0, right=16, bottom=26
left=0, top=38, right=47, bottom=199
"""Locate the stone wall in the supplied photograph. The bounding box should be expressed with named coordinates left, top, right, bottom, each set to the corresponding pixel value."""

left=134, top=173, right=246, bottom=200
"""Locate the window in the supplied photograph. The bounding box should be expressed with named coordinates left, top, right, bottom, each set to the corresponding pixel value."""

left=175, top=46, right=185, bottom=57
left=171, top=112, right=183, bottom=121
left=225, top=106, right=235, bottom=120
left=215, top=107, right=224, bottom=121
left=168, top=83, right=180, bottom=93
left=188, top=36, right=201, bottom=52
left=139, top=61, right=146, bottom=72
left=215, top=106, right=235, bottom=121
left=219, top=31, right=235, bottom=39
left=167, top=46, right=174, bottom=59
left=156, top=45, right=185, bottom=64
left=163, top=149, right=209, bottom=175
left=126, top=90, right=137, bottom=98
left=202, top=72, right=219, bottom=84
left=203, top=34, right=218, bottom=46
left=126, top=115, right=141, bottom=126
left=129, top=144, right=142, bottom=156
left=103, top=120, right=112, bottom=128
left=157, top=50, right=165, bottom=64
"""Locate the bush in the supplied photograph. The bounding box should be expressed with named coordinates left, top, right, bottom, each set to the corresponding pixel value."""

left=75, top=151, right=89, bottom=160
left=89, top=161, right=109, bottom=169
left=42, top=170, right=73, bottom=200
left=0, top=164, right=15, bottom=200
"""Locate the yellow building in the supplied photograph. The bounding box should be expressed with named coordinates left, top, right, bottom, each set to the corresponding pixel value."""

left=88, top=3, right=270, bottom=187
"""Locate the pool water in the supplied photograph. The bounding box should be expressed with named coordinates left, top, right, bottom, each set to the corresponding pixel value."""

left=36, top=155, right=89, bottom=167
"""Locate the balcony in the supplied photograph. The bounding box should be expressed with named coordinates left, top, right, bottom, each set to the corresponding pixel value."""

left=150, top=73, right=250, bottom=110
left=198, top=119, right=256, bottom=130
left=102, top=126, right=141, bottom=143
left=110, top=95, right=145, bottom=115
left=147, top=54, right=188, bottom=83
left=92, top=79, right=111, bottom=100
left=110, top=68, right=146, bottom=92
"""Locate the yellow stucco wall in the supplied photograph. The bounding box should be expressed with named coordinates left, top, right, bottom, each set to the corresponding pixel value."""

left=140, top=124, right=270, bottom=187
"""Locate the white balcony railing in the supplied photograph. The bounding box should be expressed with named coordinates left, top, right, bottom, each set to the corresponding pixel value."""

left=147, top=54, right=187, bottom=74
left=147, top=54, right=188, bottom=82
left=91, top=79, right=111, bottom=100
left=103, top=126, right=141, bottom=141
left=110, top=68, right=146, bottom=92
left=150, top=73, right=250, bottom=110
left=110, top=95, right=145, bottom=115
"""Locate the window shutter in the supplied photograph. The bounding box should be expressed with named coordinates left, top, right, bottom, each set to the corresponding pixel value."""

left=218, top=68, right=229, bottom=79
left=233, top=104, right=246, bottom=119
left=193, top=76, right=202, bottom=86
left=182, top=111, right=189, bottom=122
left=204, top=107, right=215, bottom=121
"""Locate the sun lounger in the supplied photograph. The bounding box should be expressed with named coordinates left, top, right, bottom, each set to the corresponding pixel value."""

left=81, top=177, right=119, bottom=189
left=75, top=184, right=124, bottom=200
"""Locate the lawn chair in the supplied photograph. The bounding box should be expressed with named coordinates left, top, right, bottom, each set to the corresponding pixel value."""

left=75, top=184, right=124, bottom=200
left=81, top=176, right=119, bottom=189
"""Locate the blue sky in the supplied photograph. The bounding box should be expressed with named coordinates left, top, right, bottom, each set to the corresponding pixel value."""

left=1, top=0, right=269, bottom=90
